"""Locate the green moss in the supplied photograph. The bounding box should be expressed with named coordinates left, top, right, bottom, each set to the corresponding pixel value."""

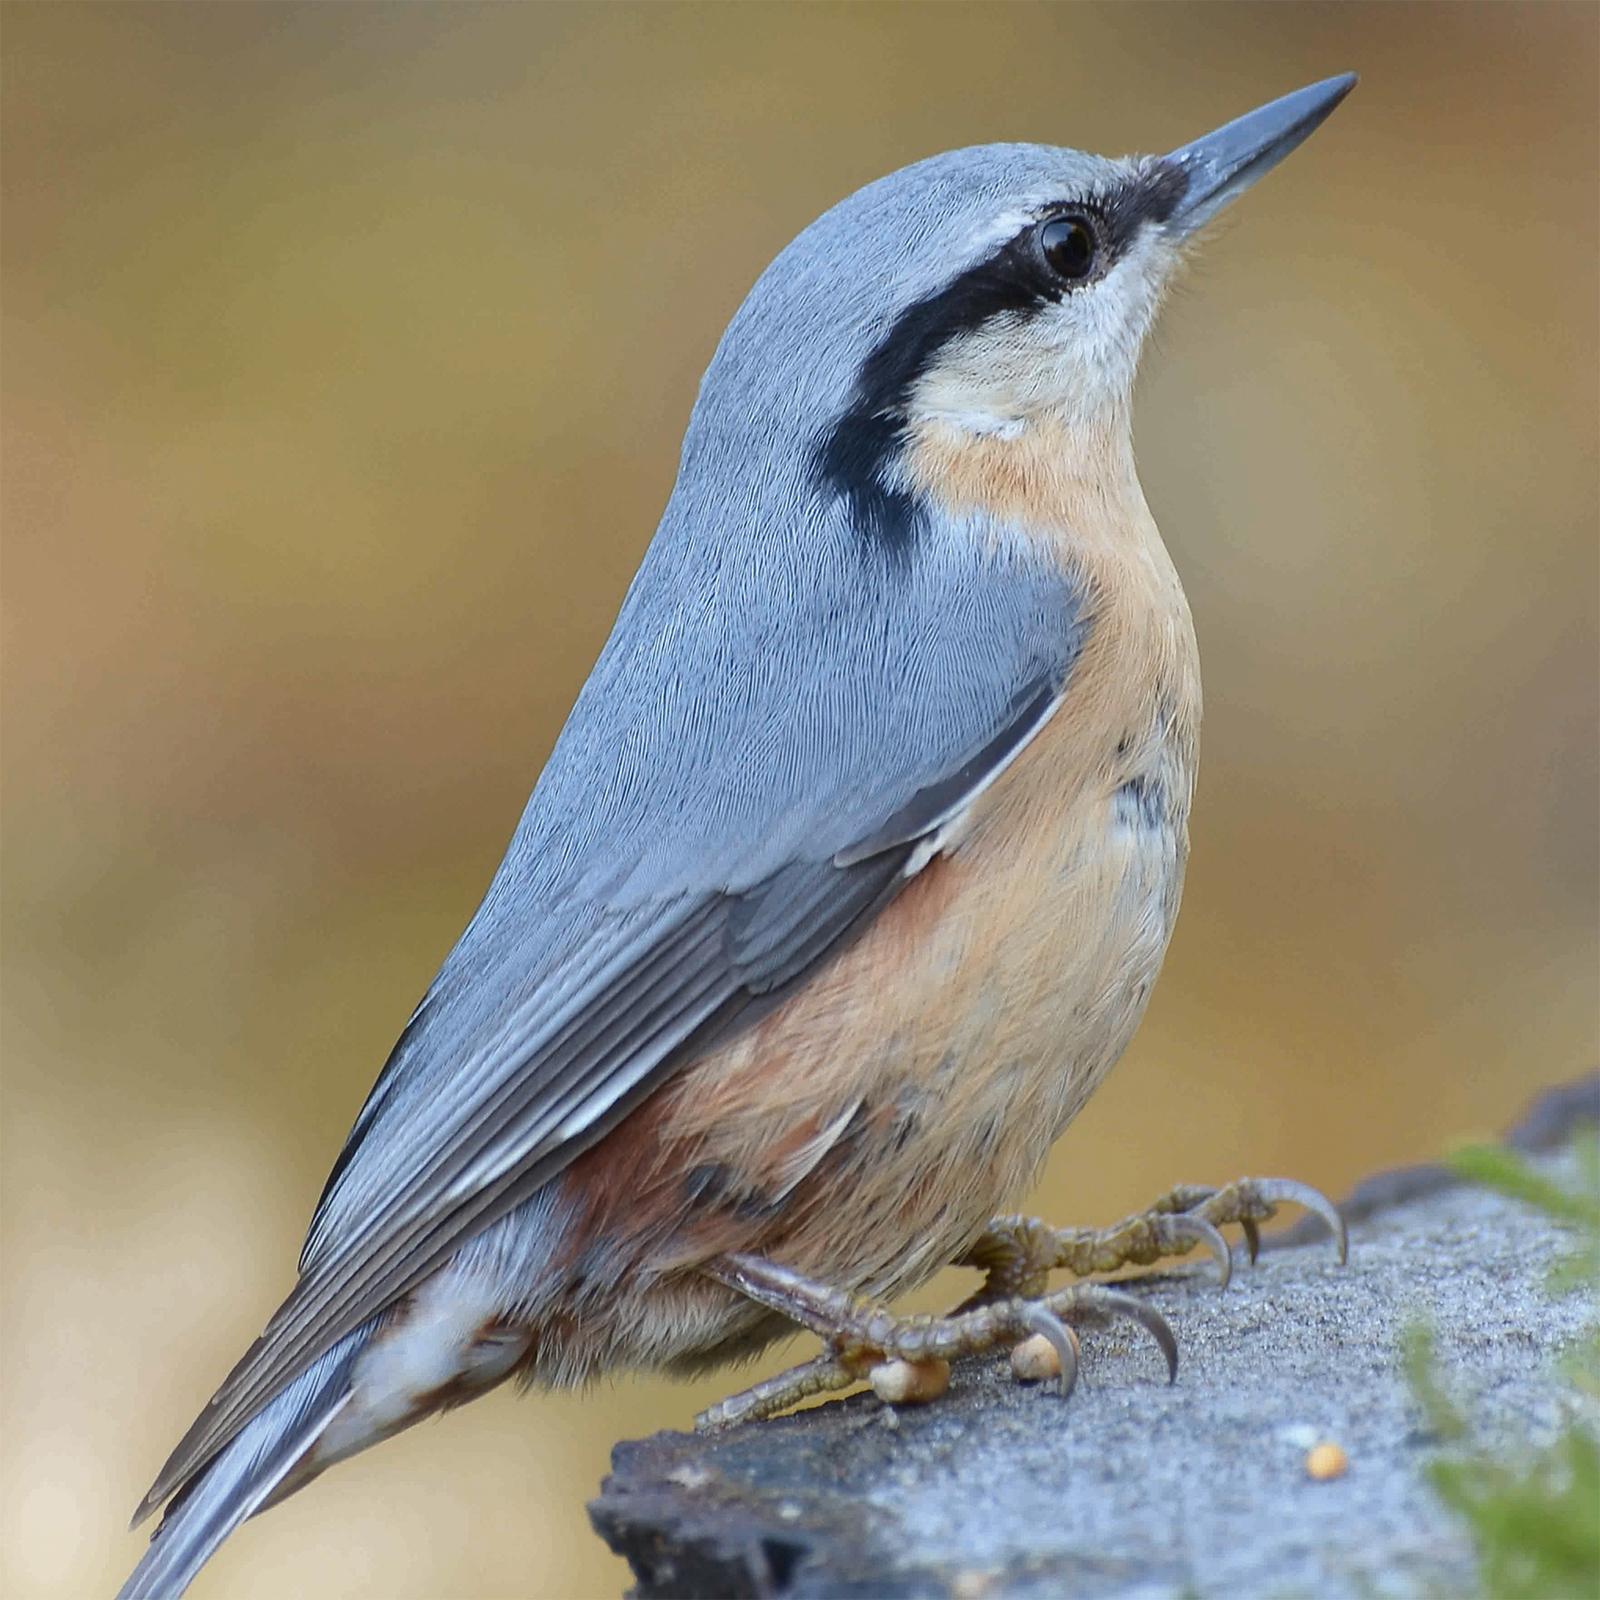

left=1406, top=1139, right=1599, bottom=1599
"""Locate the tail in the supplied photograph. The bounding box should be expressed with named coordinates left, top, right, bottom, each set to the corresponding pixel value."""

left=116, top=1325, right=371, bottom=1600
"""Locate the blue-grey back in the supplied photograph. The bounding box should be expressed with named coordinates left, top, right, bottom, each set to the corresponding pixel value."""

left=315, top=142, right=1118, bottom=1241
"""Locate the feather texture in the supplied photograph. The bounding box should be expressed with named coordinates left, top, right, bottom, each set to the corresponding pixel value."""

left=136, top=525, right=1084, bottom=1519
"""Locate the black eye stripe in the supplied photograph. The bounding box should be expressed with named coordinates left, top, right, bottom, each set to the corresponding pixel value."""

left=813, top=160, right=1192, bottom=558
left=1102, top=160, right=1190, bottom=240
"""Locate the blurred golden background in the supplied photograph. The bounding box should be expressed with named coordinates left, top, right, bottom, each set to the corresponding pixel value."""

left=3, top=5, right=1595, bottom=1597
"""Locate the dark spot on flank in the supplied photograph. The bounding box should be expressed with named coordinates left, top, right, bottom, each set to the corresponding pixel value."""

left=684, top=1163, right=733, bottom=1204
left=970, top=1105, right=1009, bottom=1162
left=889, top=1090, right=922, bottom=1154
left=1114, top=774, right=1167, bottom=832
left=737, top=1191, right=788, bottom=1222
left=684, top=1162, right=784, bottom=1222
left=570, top=1234, right=622, bottom=1291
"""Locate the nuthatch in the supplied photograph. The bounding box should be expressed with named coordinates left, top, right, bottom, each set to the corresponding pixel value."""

left=120, top=75, right=1356, bottom=1599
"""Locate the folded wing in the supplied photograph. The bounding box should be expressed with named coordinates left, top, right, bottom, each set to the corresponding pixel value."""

left=137, top=519, right=1086, bottom=1524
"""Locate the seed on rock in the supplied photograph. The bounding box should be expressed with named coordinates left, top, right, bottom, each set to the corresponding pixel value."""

left=868, top=1357, right=951, bottom=1405
left=1010, top=1329, right=1078, bottom=1382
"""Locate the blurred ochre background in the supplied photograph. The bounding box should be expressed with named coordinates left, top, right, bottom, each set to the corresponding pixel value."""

left=3, top=5, right=1595, bottom=1598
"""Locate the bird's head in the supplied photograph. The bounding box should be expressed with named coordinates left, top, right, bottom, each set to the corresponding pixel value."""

left=681, top=75, right=1355, bottom=556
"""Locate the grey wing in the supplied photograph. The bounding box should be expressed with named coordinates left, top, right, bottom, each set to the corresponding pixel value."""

left=137, top=522, right=1084, bottom=1522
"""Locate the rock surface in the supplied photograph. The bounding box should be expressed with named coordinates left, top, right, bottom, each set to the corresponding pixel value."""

left=590, top=1079, right=1598, bottom=1599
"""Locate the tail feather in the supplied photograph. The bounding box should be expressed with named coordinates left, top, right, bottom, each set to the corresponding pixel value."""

left=117, top=1326, right=371, bottom=1600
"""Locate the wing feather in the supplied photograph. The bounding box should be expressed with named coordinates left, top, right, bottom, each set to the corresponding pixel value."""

left=137, top=525, right=1087, bottom=1525
left=137, top=835, right=925, bottom=1521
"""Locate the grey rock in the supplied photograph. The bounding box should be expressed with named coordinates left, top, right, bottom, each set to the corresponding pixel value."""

left=590, top=1079, right=1598, bottom=1599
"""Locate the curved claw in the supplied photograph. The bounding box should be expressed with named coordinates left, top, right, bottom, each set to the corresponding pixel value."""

left=1017, top=1302, right=1080, bottom=1400
left=1254, top=1178, right=1349, bottom=1265
left=1091, top=1289, right=1179, bottom=1385
left=1239, top=1216, right=1261, bottom=1265
left=1164, top=1213, right=1233, bottom=1289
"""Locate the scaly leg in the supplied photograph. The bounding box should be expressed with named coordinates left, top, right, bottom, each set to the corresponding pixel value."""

left=693, top=1178, right=1345, bottom=1428
left=954, top=1176, right=1348, bottom=1313
left=694, top=1251, right=1176, bottom=1429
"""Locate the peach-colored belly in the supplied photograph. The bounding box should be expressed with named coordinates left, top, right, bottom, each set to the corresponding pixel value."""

left=551, top=511, right=1201, bottom=1376
left=619, top=690, right=1197, bottom=1313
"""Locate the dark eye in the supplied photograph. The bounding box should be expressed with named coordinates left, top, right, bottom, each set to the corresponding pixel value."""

left=1039, top=215, right=1098, bottom=281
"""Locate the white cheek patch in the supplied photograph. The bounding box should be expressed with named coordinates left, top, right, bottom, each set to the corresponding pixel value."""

left=934, top=238, right=1177, bottom=432
left=915, top=407, right=1027, bottom=439
left=907, top=318, right=1048, bottom=437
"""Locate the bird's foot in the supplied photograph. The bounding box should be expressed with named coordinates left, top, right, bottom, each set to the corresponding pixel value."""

left=693, top=1251, right=1176, bottom=1429
left=693, top=1177, right=1344, bottom=1429
left=953, top=1176, right=1348, bottom=1311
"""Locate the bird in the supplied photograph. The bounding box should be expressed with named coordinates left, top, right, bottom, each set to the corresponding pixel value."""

left=119, top=74, right=1356, bottom=1599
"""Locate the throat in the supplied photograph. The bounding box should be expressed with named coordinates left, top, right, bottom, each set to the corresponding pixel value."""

left=899, top=408, right=1140, bottom=556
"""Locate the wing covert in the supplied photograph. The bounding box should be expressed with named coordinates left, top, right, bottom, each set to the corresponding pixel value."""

left=138, top=501, right=1088, bottom=1522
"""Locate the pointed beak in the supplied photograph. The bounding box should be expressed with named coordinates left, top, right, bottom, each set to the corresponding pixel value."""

left=1161, top=74, right=1357, bottom=235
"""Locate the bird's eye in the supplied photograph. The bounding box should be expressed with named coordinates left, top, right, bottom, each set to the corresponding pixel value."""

left=1039, top=215, right=1098, bottom=281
